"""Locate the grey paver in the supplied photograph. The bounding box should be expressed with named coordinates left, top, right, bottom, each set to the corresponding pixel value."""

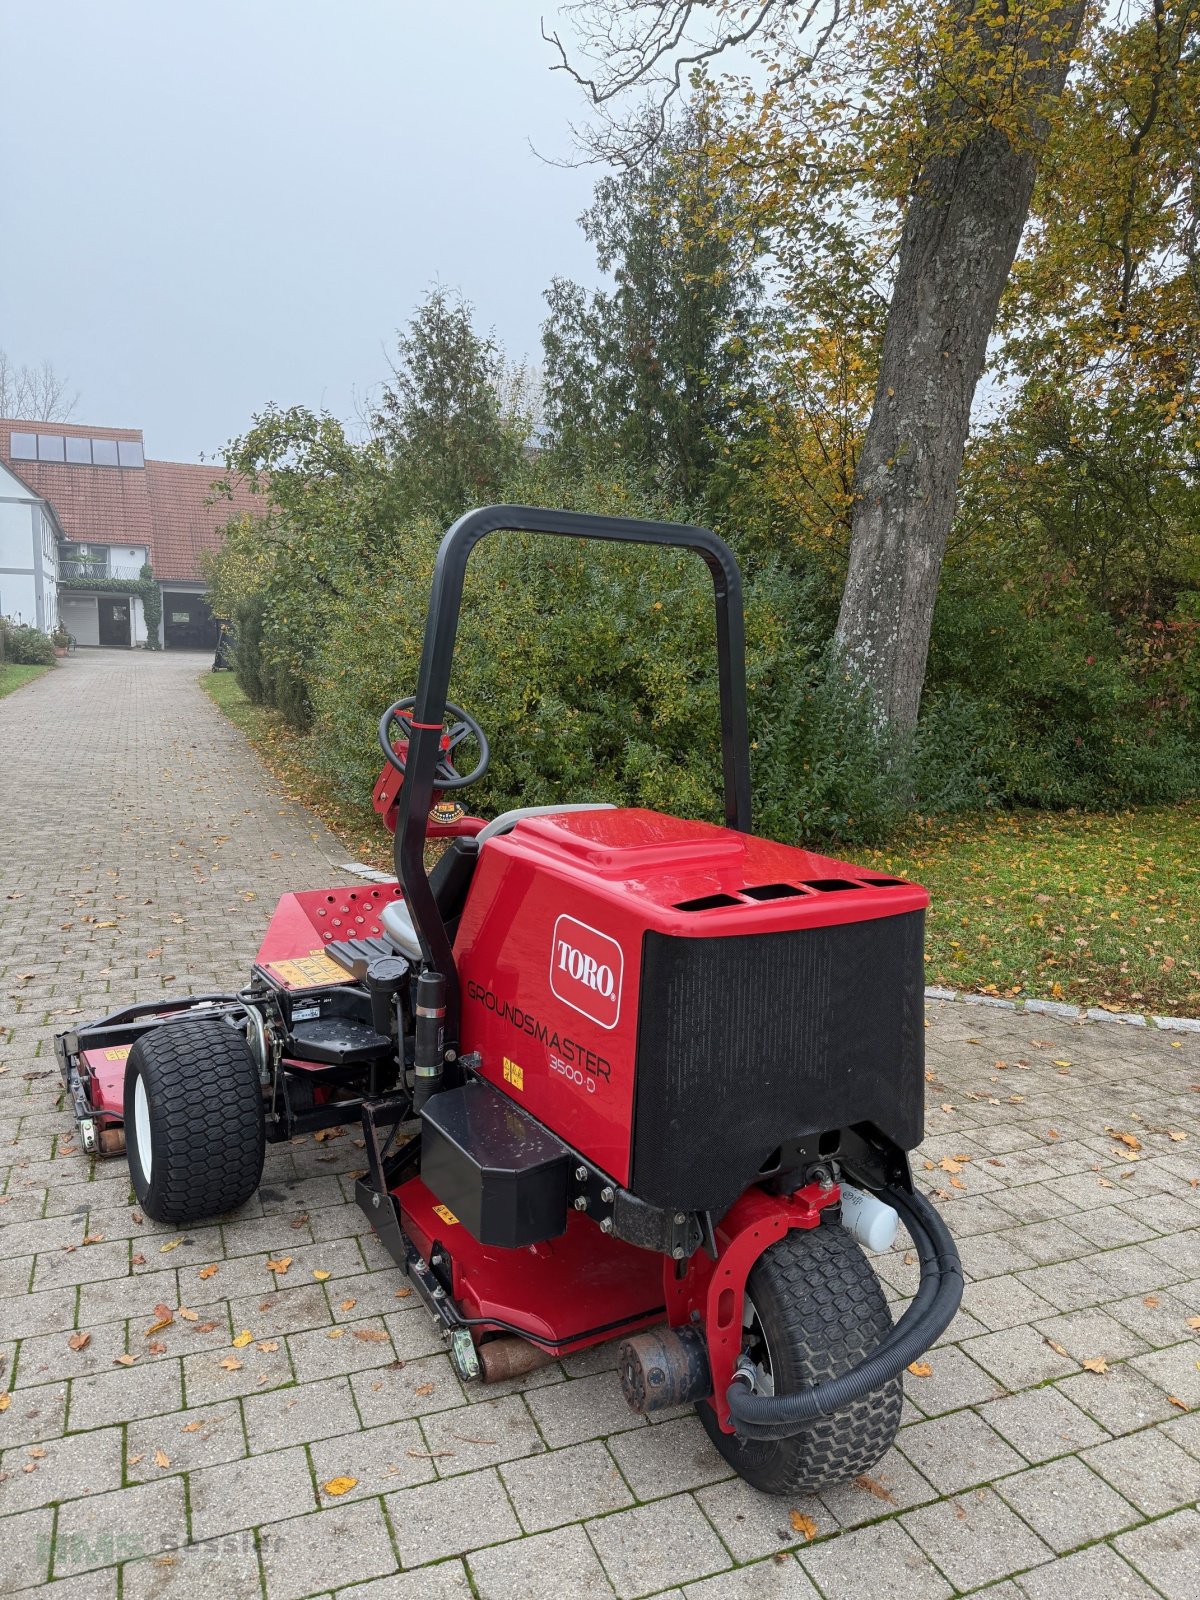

left=121, top=1533, right=263, bottom=1600
left=693, top=1478, right=825, bottom=1563
left=0, top=1504, right=56, bottom=1591
left=1014, top=1542, right=1162, bottom=1599
left=587, top=1494, right=732, bottom=1598
left=470, top=1524, right=616, bottom=1599
left=500, top=1438, right=634, bottom=1532
left=261, top=1497, right=399, bottom=1600
left=0, top=1423, right=122, bottom=1516
left=606, top=1414, right=733, bottom=1498
left=189, top=1441, right=316, bottom=1538
left=896, top=1408, right=1027, bottom=1494
left=1056, top=1363, right=1183, bottom=1434
left=994, top=1456, right=1142, bottom=1551
left=126, top=1400, right=246, bottom=1479
left=900, top=1488, right=1054, bottom=1590
left=53, top=1476, right=188, bottom=1574
left=384, top=1467, right=522, bottom=1566
left=337, top=1564, right=473, bottom=1600
left=417, top=1392, right=544, bottom=1476
left=1114, top=1507, right=1200, bottom=1600
left=978, top=1386, right=1111, bottom=1463
left=683, top=1560, right=820, bottom=1599
left=244, top=1373, right=360, bottom=1452
left=309, top=1417, right=435, bottom=1500
left=1082, top=1427, right=1200, bottom=1515
left=525, top=1371, right=648, bottom=1447
left=67, top=1357, right=183, bottom=1429
left=800, top=1518, right=952, bottom=1600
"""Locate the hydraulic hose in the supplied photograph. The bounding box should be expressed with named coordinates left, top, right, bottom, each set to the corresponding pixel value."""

left=726, top=1186, right=963, bottom=1439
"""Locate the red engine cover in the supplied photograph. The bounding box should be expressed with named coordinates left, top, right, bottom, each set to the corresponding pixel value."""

left=454, top=808, right=927, bottom=1187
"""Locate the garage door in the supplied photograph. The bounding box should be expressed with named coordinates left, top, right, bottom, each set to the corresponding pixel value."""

left=163, top=592, right=218, bottom=651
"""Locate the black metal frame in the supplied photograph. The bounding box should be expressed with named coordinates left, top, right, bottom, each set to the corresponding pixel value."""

left=394, top=504, right=753, bottom=1049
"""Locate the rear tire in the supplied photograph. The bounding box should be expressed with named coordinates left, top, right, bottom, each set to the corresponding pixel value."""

left=124, top=1019, right=265, bottom=1225
left=698, top=1221, right=902, bottom=1494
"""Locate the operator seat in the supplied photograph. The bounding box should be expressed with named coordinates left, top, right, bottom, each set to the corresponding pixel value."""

left=380, top=803, right=615, bottom=960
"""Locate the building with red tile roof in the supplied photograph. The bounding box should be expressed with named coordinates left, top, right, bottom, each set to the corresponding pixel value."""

left=0, top=420, right=259, bottom=649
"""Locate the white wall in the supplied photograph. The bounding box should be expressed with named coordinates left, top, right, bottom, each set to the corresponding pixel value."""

left=59, top=593, right=99, bottom=647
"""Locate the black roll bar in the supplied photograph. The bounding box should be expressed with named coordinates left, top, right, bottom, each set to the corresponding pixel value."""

left=394, top=504, right=753, bottom=1048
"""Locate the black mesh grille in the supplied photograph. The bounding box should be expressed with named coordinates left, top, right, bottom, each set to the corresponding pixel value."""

left=630, top=911, right=925, bottom=1214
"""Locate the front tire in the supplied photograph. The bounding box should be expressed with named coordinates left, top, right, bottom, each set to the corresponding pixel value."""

left=698, top=1221, right=902, bottom=1494
left=124, top=1019, right=265, bottom=1225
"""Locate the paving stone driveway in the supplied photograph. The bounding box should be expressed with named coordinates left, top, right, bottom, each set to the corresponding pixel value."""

left=1, top=649, right=1198, bottom=1600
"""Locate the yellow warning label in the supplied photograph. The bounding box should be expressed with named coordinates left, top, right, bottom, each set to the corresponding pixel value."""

left=502, top=1056, right=524, bottom=1091
left=103, top=1046, right=131, bottom=1062
left=432, top=1204, right=459, bottom=1226
left=267, top=950, right=349, bottom=988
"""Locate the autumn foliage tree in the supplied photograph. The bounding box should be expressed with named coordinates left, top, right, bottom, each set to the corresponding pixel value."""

left=549, top=0, right=1093, bottom=732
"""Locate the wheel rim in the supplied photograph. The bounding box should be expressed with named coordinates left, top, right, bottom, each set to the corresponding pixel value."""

left=742, top=1293, right=775, bottom=1396
left=133, top=1073, right=152, bottom=1182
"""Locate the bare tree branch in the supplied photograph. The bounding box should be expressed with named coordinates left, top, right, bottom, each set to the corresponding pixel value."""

left=0, top=348, right=78, bottom=421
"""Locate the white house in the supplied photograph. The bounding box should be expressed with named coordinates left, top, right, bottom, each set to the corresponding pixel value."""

left=0, top=456, right=61, bottom=633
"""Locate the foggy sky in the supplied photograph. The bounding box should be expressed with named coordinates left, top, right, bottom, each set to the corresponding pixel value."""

left=1, top=1, right=600, bottom=462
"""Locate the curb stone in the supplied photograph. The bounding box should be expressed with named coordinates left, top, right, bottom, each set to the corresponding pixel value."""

left=925, top=986, right=1200, bottom=1032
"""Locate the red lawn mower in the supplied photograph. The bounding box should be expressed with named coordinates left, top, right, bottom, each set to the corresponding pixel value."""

left=56, top=506, right=962, bottom=1493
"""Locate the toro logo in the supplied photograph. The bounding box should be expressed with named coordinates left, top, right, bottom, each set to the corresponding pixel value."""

left=549, top=914, right=623, bottom=1030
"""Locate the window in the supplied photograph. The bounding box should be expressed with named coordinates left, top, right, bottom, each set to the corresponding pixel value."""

left=91, top=437, right=119, bottom=466
left=65, top=436, right=92, bottom=464
left=9, top=432, right=36, bottom=460
left=117, top=439, right=144, bottom=468
left=37, top=434, right=65, bottom=462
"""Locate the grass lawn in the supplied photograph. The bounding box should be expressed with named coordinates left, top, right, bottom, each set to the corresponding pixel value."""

left=204, top=673, right=1200, bottom=1017
left=0, top=662, right=53, bottom=699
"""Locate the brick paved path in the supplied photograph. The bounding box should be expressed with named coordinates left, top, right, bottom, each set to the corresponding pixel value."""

left=1, top=649, right=1197, bottom=1600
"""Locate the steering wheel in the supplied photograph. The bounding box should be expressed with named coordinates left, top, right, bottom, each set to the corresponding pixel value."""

left=378, top=697, right=490, bottom=791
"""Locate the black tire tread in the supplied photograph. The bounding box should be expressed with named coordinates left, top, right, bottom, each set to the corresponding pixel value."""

left=125, top=1020, right=264, bottom=1225
left=698, top=1222, right=902, bottom=1494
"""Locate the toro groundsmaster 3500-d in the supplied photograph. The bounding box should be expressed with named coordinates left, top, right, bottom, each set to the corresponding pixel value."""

left=56, top=506, right=962, bottom=1493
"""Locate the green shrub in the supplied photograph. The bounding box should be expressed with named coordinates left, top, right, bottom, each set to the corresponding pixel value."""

left=1, top=618, right=55, bottom=666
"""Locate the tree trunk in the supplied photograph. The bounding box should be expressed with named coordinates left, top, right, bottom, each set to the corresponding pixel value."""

left=835, top=4, right=1087, bottom=735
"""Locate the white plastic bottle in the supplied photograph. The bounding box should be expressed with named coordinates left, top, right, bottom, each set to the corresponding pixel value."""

left=839, top=1183, right=900, bottom=1253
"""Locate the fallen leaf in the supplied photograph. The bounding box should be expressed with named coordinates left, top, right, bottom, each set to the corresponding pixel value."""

left=394, top=1288, right=412, bottom=1299
left=68, top=1332, right=91, bottom=1352
left=131, top=1253, right=146, bottom=1266
left=1168, top=1131, right=1188, bottom=1143
left=219, top=1357, right=243, bottom=1371
left=181, top=1420, right=205, bottom=1432
left=1186, top=1317, right=1200, bottom=1331
left=256, top=1340, right=280, bottom=1353
left=313, top=1269, right=331, bottom=1281
left=0, top=1394, right=10, bottom=1412
left=1081, top=1356, right=1109, bottom=1374
left=198, top=1264, right=218, bottom=1279
left=131, top=1211, right=143, bottom=1224
left=159, top=1238, right=183, bottom=1253
left=153, top=1448, right=170, bottom=1468
left=81, top=1233, right=104, bottom=1246
left=1167, top=1395, right=1188, bottom=1411
left=938, top=1156, right=964, bottom=1174
left=145, top=1318, right=173, bottom=1337
left=789, top=1510, right=817, bottom=1540
left=1144, top=1296, right=1160, bottom=1308
left=323, top=1476, right=357, bottom=1497
left=148, top=1341, right=167, bottom=1355
left=177, top=1307, right=198, bottom=1322
left=327, top=1328, right=345, bottom=1340
left=195, top=1323, right=218, bottom=1334
left=855, top=1474, right=896, bottom=1503
left=113, top=1354, right=138, bottom=1366
left=1046, top=1128, right=1060, bottom=1141
left=1045, top=1339, right=1070, bottom=1357
left=412, top=1382, right=434, bottom=1396
left=266, top=1257, right=292, bottom=1275
left=354, top=1328, right=389, bottom=1343
left=339, top=1299, right=357, bottom=1313
left=907, top=1361, right=933, bottom=1378
left=1108, top=1130, right=1143, bottom=1152
left=231, top=1330, right=254, bottom=1348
